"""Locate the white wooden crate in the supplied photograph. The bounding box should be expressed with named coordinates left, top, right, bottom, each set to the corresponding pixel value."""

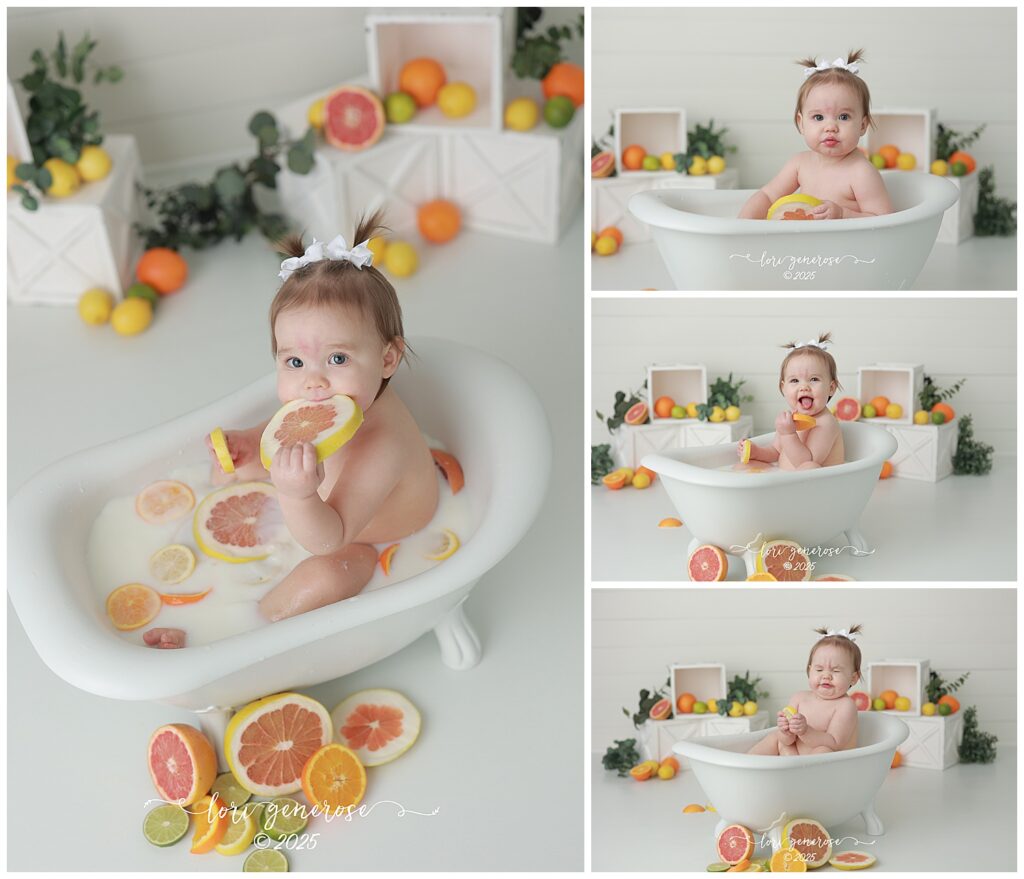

left=7, top=134, right=142, bottom=304
left=614, top=108, right=686, bottom=176
left=859, top=108, right=936, bottom=169
left=857, top=363, right=923, bottom=425
left=609, top=422, right=682, bottom=470
left=898, top=713, right=964, bottom=770
left=884, top=421, right=958, bottom=482
left=682, top=415, right=753, bottom=447
left=647, top=364, right=707, bottom=422
left=638, top=712, right=770, bottom=767
left=935, top=173, right=978, bottom=245
left=864, top=659, right=930, bottom=715
left=669, top=662, right=726, bottom=714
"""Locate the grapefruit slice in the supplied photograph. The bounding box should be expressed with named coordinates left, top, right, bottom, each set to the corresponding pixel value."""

left=835, top=397, right=861, bottom=422
left=225, top=693, right=333, bottom=797
left=716, top=824, right=755, bottom=865
left=783, top=818, right=832, bottom=868
left=193, top=482, right=284, bottom=563
left=159, top=587, right=212, bottom=606
left=107, top=583, right=162, bottom=630
left=301, top=743, right=367, bottom=812
left=756, top=539, right=811, bottom=582
left=829, top=851, right=876, bottom=870
left=323, top=85, right=386, bottom=152
left=430, top=449, right=464, bottom=494
left=147, top=723, right=218, bottom=807
left=766, top=193, right=822, bottom=220
left=624, top=402, right=649, bottom=425
left=149, top=543, right=196, bottom=585
left=136, top=479, right=195, bottom=524
left=792, top=413, right=816, bottom=431
left=648, top=698, right=672, bottom=720
left=209, top=427, right=235, bottom=473
left=688, top=544, right=728, bottom=581
left=851, top=692, right=871, bottom=711
left=592, top=150, right=614, bottom=178
left=259, top=395, right=363, bottom=470
left=330, top=688, right=421, bottom=766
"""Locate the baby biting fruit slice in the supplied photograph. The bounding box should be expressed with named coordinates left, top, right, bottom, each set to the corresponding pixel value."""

left=259, top=394, right=363, bottom=470
left=209, top=427, right=234, bottom=473
left=330, top=688, right=422, bottom=767
left=792, top=413, right=816, bottom=431
left=193, top=482, right=284, bottom=563
left=766, top=193, right=822, bottom=220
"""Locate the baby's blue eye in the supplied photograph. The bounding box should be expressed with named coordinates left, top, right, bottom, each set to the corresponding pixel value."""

left=840, top=113, right=850, bottom=121
left=813, top=114, right=823, bottom=121
left=286, top=356, right=303, bottom=368
left=329, top=353, right=348, bottom=366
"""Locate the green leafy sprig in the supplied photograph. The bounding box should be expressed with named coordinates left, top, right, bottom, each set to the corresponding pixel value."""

left=918, top=375, right=966, bottom=412
left=974, top=167, right=1017, bottom=236
left=602, top=738, right=641, bottom=777
left=953, top=415, right=994, bottom=475
left=512, top=9, right=584, bottom=80
left=935, top=123, right=986, bottom=162
left=622, top=679, right=671, bottom=729
left=697, top=374, right=753, bottom=422
left=595, top=383, right=647, bottom=433
left=717, top=672, right=769, bottom=715
left=925, top=670, right=970, bottom=704
left=958, top=706, right=998, bottom=764
left=592, top=444, right=616, bottom=484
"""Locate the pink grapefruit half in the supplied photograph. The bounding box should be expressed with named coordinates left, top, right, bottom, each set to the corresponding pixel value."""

left=592, top=150, right=614, bottom=178
left=688, top=544, right=728, bottom=582
left=716, top=823, right=755, bottom=865
left=835, top=397, right=861, bottom=422
left=147, top=723, right=218, bottom=806
left=323, top=85, right=386, bottom=152
left=330, top=688, right=422, bottom=767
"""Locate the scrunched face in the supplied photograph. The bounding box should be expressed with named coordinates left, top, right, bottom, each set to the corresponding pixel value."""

left=798, top=81, right=869, bottom=159
left=807, top=642, right=859, bottom=700
left=780, top=352, right=837, bottom=417
left=273, top=304, right=401, bottom=412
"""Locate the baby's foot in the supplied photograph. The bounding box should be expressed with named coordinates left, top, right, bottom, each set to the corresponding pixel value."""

left=143, top=627, right=186, bottom=649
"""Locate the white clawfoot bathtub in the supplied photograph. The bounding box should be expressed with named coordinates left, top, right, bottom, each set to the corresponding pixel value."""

left=629, top=171, right=958, bottom=290
left=674, top=712, right=909, bottom=851
left=8, top=337, right=550, bottom=755
left=642, top=422, right=897, bottom=578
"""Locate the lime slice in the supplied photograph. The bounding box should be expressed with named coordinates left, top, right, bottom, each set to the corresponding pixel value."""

left=244, top=848, right=289, bottom=871
left=211, top=771, right=252, bottom=808
left=143, top=803, right=189, bottom=846
left=259, top=797, right=308, bottom=841
left=214, top=807, right=258, bottom=856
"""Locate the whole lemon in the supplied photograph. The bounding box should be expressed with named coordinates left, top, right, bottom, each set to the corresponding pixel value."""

left=894, top=696, right=911, bottom=711
left=384, top=92, right=416, bottom=124
left=632, top=472, right=651, bottom=489
left=367, top=236, right=388, bottom=266
left=709, top=406, right=725, bottom=423
left=707, top=155, right=726, bottom=175
left=437, top=82, right=476, bottom=119
left=8, top=155, right=22, bottom=190
left=77, top=288, right=115, bottom=325
left=660, top=152, right=675, bottom=170
left=930, top=159, right=948, bottom=176
left=75, top=145, right=112, bottom=182
left=504, top=97, right=539, bottom=132
left=706, top=699, right=718, bottom=713
left=913, top=410, right=929, bottom=425
left=885, top=403, right=903, bottom=419
left=42, top=158, right=80, bottom=197
left=729, top=701, right=744, bottom=717
left=896, top=153, right=916, bottom=171
left=307, top=98, right=326, bottom=130
left=688, top=156, right=708, bottom=176
left=922, top=702, right=937, bottom=716
left=594, top=235, right=618, bottom=256
left=743, top=701, right=758, bottom=716
left=686, top=402, right=698, bottom=418
left=110, top=296, right=153, bottom=336
left=383, top=240, right=418, bottom=277
left=725, top=405, right=741, bottom=421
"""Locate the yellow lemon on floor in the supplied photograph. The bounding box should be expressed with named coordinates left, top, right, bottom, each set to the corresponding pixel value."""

left=766, top=193, right=822, bottom=220
left=743, top=701, right=758, bottom=716
left=930, top=159, right=948, bottom=176
left=8, top=155, right=23, bottom=190
left=504, top=97, right=539, bottom=132
left=707, top=155, right=726, bottom=175
left=896, top=152, right=916, bottom=171
left=725, top=405, right=741, bottom=421
left=594, top=235, right=618, bottom=256
left=110, top=296, right=153, bottom=335
left=686, top=402, right=698, bottom=418
left=367, top=236, right=388, bottom=266
left=914, top=410, right=929, bottom=425
left=383, top=241, right=418, bottom=277
left=307, top=97, right=326, bottom=130
left=438, top=82, right=477, bottom=118
left=75, top=145, right=112, bottom=182
left=77, top=288, right=115, bottom=325
left=660, top=152, right=675, bottom=170
left=922, top=702, right=937, bottom=716
left=632, top=472, right=651, bottom=489
left=709, top=406, right=725, bottom=423
left=42, top=158, right=80, bottom=197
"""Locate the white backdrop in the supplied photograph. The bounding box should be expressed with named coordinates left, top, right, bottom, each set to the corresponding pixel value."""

left=592, top=297, right=1016, bottom=454
left=592, top=6, right=1017, bottom=198
left=592, top=587, right=1015, bottom=748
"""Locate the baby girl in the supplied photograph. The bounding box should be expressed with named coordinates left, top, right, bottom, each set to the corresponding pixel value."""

left=144, top=212, right=439, bottom=648
left=738, top=333, right=844, bottom=471
left=738, top=50, right=892, bottom=221
left=748, top=625, right=862, bottom=756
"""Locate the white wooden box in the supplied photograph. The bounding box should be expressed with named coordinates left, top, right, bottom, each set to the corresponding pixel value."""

left=609, top=422, right=682, bottom=470
left=864, top=659, right=930, bottom=715
left=366, top=10, right=511, bottom=134
left=7, top=134, right=142, bottom=304
left=683, top=414, right=753, bottom=447
left=859, top=108, right=936, bottom=169
left=651, top=167, right=738, bottom=190
left=638, top=712, right=770, bottom=767
left=884, top=421, right=958, bottom=482
left=898, top=713, right=964, bottom=770
left=935, top=173, right=978, bottom=245
left=669, top=663, right=726, bottom=714
left=648, top=364, right=707, bottom=421
left=614, top=108, right=686, bottom=176
left=857, top=363, right=923, bottom=425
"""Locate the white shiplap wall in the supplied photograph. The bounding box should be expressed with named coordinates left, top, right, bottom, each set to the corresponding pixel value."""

left=592, top=7, right=1017, bottom=198
left=7, top=6, right=583, bottom=170
left=592, top=297, right=1016, bottom=454
left=593, top=587, right=1015, bottom=750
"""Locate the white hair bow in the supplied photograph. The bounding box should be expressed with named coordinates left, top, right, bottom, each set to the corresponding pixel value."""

left=798, top=338, right=832, bottom=351
left=278, top=234, right=373, bottom=281
left=818, top=628, right=857, bottom=642
left=804, top=57, right=860, bottom=78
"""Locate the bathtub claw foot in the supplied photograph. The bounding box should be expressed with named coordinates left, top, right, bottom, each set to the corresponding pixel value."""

left=434, top=600, right=482, bottom=671
left=861, top=802, right=885, bottom=836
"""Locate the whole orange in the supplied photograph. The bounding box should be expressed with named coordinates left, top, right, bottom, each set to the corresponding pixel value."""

left=598, top=226, right=623, bottom=247
left=136, top=247, right=188, bottom=295
left=947, top=151, right=976, bottom=174
left=877, top=145, right=900, bottom=169
left=622, top=145, right=646, bottom=170
left=653, top=396, right=675, bottom=419
left=931, top=402, right=955, bottom=422
left=541, top=62, right=584, bottom=108
left=399, top=58, right=447, bottom=108
left=869, top=396, right=890, bottom=415
left=417, top=199, right=461, bottom=244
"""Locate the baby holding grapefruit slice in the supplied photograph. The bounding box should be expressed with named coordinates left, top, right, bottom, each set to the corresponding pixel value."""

left=143, top=212, right=439, bottom=648
left=748, top=625, right=862, bottom=756
left=737, top=333, right=844, bottom=472
left=738, top=50, right=892, bottom=221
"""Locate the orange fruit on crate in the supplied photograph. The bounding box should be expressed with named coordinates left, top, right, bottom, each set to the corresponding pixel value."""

left=931, top=402, right=955, bottom=422
left=653, top=396, right=675, bottom=418
left=868, top=396, right=890, bottom=415
left=938, top=694, right=960, bottom=713
left=877, top=145, right=900, bottom=168
left=107, top=583, right=162, bottom=630
left=622, top=145, right=646, bottom=170
left=947, top=150, right=976, bottom=174
left=676, top=692, right=697, bottom=714
left=541, top=61, right=584, bottom=108
left=688, top=544, right=728, bottom=581
left=301, top=743, right=367, bottom=813
left=399, top=57, right=446, bottom=107
left=879, top=689, right=898, bottom=709
left=417, top=199, right=461, bottom=244
left=136, top=247, right=188, bottom=295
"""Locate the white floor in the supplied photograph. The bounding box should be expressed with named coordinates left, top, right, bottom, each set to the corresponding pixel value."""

left=591, top=235, right=1017, bottom=291
left=6, top=203, right=585, bottom=869
left=591, top=749, right=1016, bottom=872
left=591, top=454, right=1017, bottom=581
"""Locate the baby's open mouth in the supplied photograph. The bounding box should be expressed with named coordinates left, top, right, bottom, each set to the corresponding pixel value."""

left=798, top=395, right=814, bottom=410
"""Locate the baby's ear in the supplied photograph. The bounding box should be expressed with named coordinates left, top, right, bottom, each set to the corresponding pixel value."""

left=382, top=338, right=404, bottom=378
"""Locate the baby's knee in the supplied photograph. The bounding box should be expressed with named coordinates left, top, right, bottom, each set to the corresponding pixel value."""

left=797, top=460, right=821, bottom=470
left=811, top=745, right=835, bottom=755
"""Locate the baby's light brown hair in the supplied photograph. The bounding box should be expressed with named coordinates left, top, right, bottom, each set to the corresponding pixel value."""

left=779, top=331, right=842, bottom=402
left=794, top=49, right=874, bottom=131
left=807, top=624, right=863, bottom=678
left=270, top=210, right=406, bottom=394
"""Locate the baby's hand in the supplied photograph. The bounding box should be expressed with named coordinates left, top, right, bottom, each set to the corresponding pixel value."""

left=205, top=429, right=254, bottom=485
left=270, top=443, right=323, bottom=500
left=808, top=200, right=844, bottom=220
left=776, top=711, right=791, bottom=732
left=775, top=410, right=797, bottom=436
left=787, top=712, right=808, bottom=736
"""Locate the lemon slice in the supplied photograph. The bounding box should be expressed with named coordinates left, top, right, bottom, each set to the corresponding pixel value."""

left=259, top=395, right=363, bottom=470
left=741, top=439, right=752, bottom=464
left=766, top=193, right=822, bottom=220
left=783, top=706, right=797, bottom=715
left=214, top=807, right=258, bottom=856
left=210, top=427, right=235, bottom=473
left=149, top=544, right=196, bottom=584
left=425, top=528, right=460, bottom=561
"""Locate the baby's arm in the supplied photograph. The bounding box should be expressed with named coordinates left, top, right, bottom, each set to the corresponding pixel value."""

left=738, top=156, right=800, bottom=219
left=843, top=162, right=893, bottom=218
left=795, top=699, right=857, bottom=751
left=775, top=414, right=838, bottom=467
left=746, top=440, right=781, bottom=464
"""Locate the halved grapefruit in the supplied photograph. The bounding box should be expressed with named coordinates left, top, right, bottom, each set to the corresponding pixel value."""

left=624, top=401, right=649, bottom=425
left=829, top=851, right=876, bottom=870
left=147, top=723, right=218, bottom=807
left=835, top=397, right=861, bottom=422
left=716, top=824, right=755, bottom=865
left=323, top=85, right=385, bottom=152
left=592, top=150, right=614, bottom=178
left=688, top=544, right=728, bottom=581
left=193, top=482, right=284, bottom=563
left=430, top=449, right=464, bottom=494
left=225, top=693, right=333, bottom=796
left=259, top=395, right=363, bottom=470
left=783, top=818, right=832, bottom=868
left=330, top=688, right=421, bottom=767
left=756, top=539, right=811, bottom=581
left=648, top=698, right=672, bottom=721
left=851, top=692, right=871, bottom=711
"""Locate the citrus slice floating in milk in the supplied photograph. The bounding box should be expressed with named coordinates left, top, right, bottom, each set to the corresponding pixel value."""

left=259, top=395, right=363, bottom=470
left=425, top=528, right=460, bottom=561
left=193, top=482, right=284, bottom=563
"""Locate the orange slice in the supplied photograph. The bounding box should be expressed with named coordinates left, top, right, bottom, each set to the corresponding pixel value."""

left=149, top=544, right=196, bottom=585
left=379, top=543, right=399, bottom=575
left=190, top=795, right=229, bottom=854
left=727, top=859, right=752, bottom=872
left=430, top=449, right=464, bottom=494
left=792, top=413, right=816, bottom=431
left=106, top=583, right=162, bottom=630
left=658, top=517, right=683, bottom=528
left=769, top=847, right=807, bottom=872
left=740, top=439, right=752, bottom=463
left=209, top=427, right=235, bottom=473
left=425, top=529, right=460, bottom=561
left=682, top=803, right=705, bottom=813
left=300, top=743, right=367, bottom=814
left=160, top=588, right=212, bottom=606
left=136, top=480, right=195, bottom=524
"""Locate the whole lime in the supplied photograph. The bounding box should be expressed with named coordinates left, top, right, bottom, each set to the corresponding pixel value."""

left=872, top=698, right=886, bottom=711
left=693, top=701, right=708, bottom=714
left=870, top=154, right=886, bottom=170
left=641, top=155, right=661, bottom=171
left=543, top=95, right=575, bottom=129
left=862, top=404, right=877, bottom=418
left=671, top=405, right=685, bottom=419
left=385, top=92, right=417, bottom=124
left=950, top=161, right=968, bottom=177
left=938, top=702, right=952, bottom=716
left=125, top=281, right=159, bottom=306
left=931, top=410, right=947, bottom=425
